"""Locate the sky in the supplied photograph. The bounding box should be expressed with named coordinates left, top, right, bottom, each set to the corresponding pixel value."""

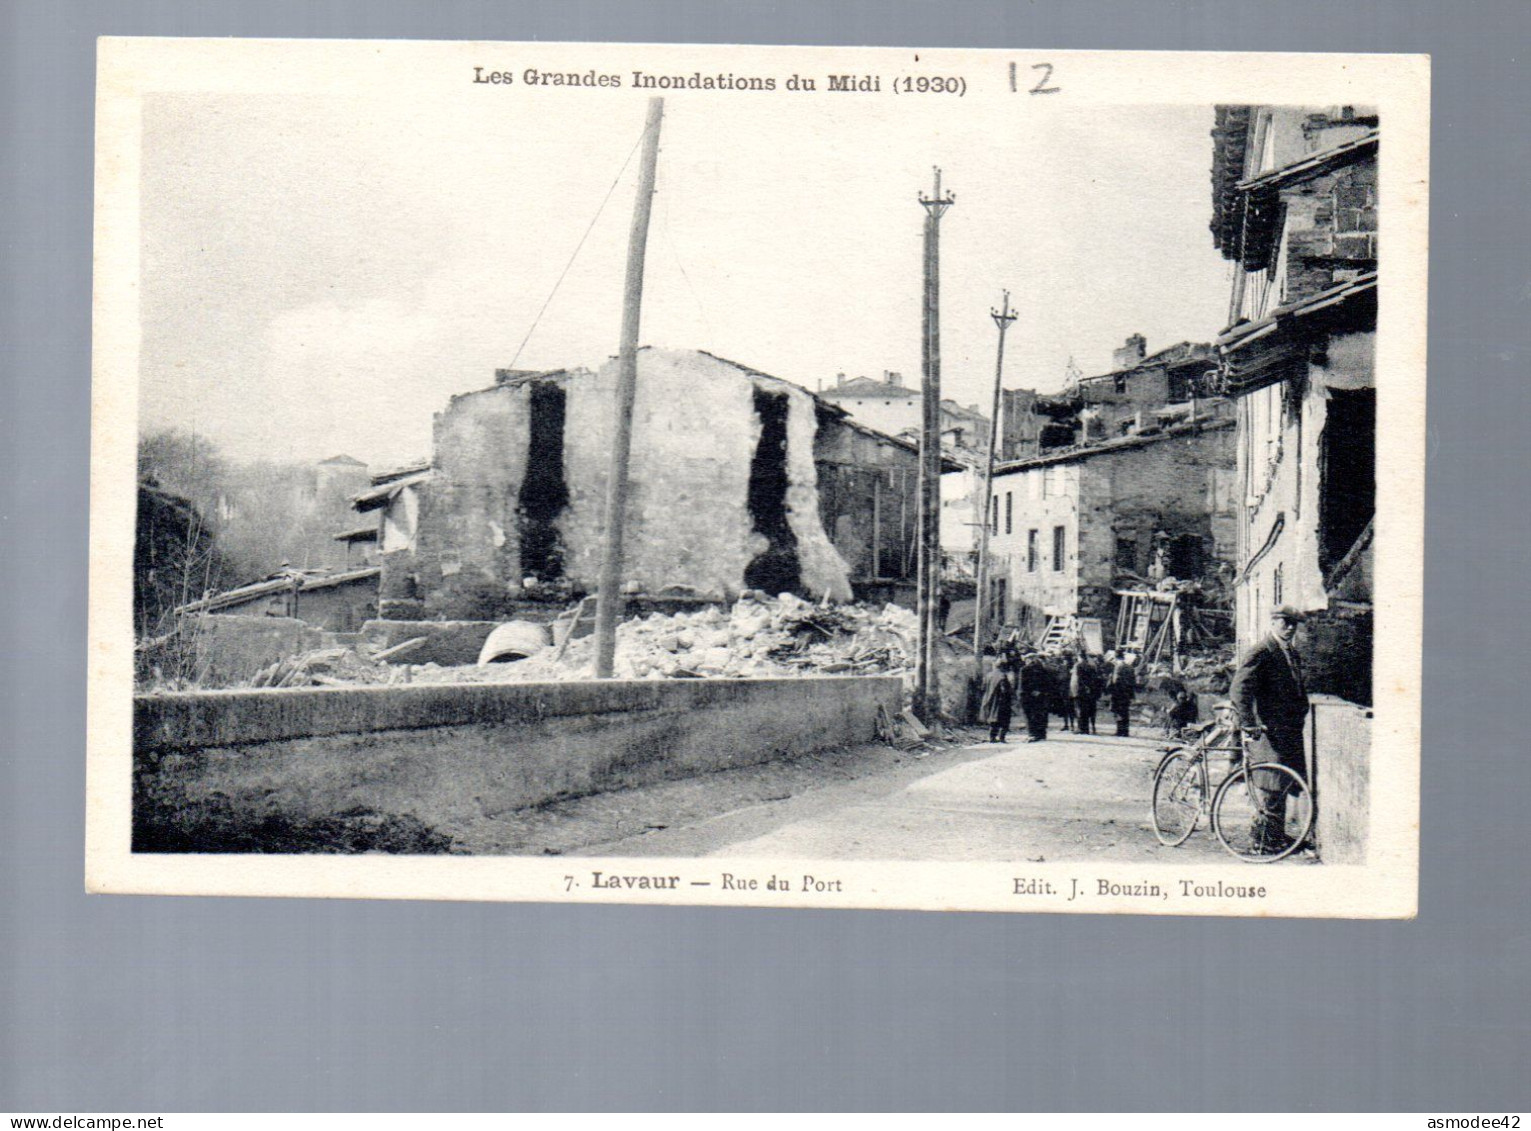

left=139, top=90, right=1234, bottom=469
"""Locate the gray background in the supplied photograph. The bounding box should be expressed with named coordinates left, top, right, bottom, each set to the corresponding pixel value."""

left=2, top=0, right=1524, bottom=1112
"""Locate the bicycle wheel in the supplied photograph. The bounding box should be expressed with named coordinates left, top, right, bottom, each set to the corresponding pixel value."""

left=1151, top=750, right=1204, bottom=847
left=1211, top=763, right=1314, bottom=863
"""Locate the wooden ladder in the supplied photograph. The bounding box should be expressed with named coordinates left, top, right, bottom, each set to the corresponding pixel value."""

left=1039, top=615, right=1076, bottom=651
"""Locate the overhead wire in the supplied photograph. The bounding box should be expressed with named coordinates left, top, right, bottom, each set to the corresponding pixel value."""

left=659, top=164, right=713, bottom=344
left=506, top=123, right=648, bottom=370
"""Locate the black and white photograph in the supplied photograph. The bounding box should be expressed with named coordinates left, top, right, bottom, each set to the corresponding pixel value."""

left=89, top=40, right=1428, bottom=914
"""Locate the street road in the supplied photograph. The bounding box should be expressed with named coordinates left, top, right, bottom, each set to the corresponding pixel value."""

left=449, top=728, right=1269, bottom=863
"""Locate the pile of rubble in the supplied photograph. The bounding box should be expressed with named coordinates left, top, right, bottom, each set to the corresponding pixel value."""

left=233, top=594, right=964, bottom=701
left=1146, top=643, right=1236, bottom=698
left=248, top=647, right=393, bottom=689
left=451, top=592, right=922, bottom=682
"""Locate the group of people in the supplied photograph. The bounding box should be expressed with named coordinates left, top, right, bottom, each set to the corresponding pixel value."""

left=974, top=605, right=1315, bottom=857
left=977, top=642, right=1143, bottom=744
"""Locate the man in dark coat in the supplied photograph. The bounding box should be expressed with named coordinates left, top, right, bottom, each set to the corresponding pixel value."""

left=1070, top=653, right=1101, bottom=736
left=1107, top=652, right=1137, bottom=736
left=978, top=657, right=1016, bottom=743
left=1050, top=652, right=1076, bottom=732
left=1230, top=605, right=1311, bottom=852
left=1019, top=651, right=1054, bottom=742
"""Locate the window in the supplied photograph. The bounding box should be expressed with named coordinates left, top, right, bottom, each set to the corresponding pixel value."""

left=1052, top=525, right=1066, bottom=571
left=990, top=494, right=998, bottom=535
left=1027, top=529, right=1039, bottom=572
left=1005, top=492, right=1013, bottom=535
left=1273, top=562, right=1284, bottom=606
left=1115, top=534, right=1137, bottom=572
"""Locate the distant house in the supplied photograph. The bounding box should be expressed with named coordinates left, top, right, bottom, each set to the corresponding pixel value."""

left=816, top=371, right=921, bottom=439
left=818, top=371, right=990, bottom=455
left=362, top=348, right=947, bottom=620
left=349, top=460, right=433, bottom=565
left=174, top=566, right=381, bottom=632
left=1073, top=339, right=1219, bottom=438
left=998, top=337, right=1219, bottom=455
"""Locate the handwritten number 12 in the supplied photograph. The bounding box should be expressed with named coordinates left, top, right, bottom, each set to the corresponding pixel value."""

left=1011, top=61, right=1060, bottom=94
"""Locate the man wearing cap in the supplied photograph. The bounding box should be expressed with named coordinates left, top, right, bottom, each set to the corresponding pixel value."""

left=1230, top=605, right=1312, bottom=852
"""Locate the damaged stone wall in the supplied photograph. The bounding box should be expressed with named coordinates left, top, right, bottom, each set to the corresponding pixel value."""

left=1279, top=161, right=1378, bottom=304
left=411, top=382, right=533, bottom=619
left=559, top=349, right=760, bottom=599
left=386, top=349, right=899, bottom=617
left=1105, top=430, right=1238, bottom=569
left=782, top=385, right=854, bottom=601
left=812, top=415, right=918, bottom=588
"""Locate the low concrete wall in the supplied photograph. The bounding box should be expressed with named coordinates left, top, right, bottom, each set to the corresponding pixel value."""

left=165, top=615, right=326, bottom=686
left=135, top=676, right=901, bottom=847
left=1308, top=694, right=1371, bottom=865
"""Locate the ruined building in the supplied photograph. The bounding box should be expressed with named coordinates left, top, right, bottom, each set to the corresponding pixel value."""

left=965, top=332, right=1233, bottom=641
left=356, top=348, right=933, bottom=620
left=997, top=337, right=1220, bottom=459
left=1211, top=104, right=1377, bottom=704
left=999, top=387, right=1044, bottom=463
left=983, top=411, right=1237, bottom=644
left=936, top=340, right=1221, bottom=583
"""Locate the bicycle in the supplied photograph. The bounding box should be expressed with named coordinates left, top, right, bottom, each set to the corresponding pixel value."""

left=1150, top=702, right=1315, bottom=863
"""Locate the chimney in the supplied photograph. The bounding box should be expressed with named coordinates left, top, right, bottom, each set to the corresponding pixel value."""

left=885, top=370, right=903, bottom=388
left=836, top=372, right=847, bottom=388
left=1112, top=333, right=1148, bottom=371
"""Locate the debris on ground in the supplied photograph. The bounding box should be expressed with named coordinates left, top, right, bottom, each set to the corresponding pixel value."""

left=161, top=593, right=982, bottom=732
left=438, top=591, right=925, bottom=684
left=249, top=647, right=392, bottom=689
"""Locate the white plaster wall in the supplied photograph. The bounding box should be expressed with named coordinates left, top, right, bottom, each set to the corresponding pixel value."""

left=783, top=384, right=854, bottom=602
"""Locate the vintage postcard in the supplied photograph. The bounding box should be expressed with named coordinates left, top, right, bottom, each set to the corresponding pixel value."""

left=88, top=39, right=1427, bottom=915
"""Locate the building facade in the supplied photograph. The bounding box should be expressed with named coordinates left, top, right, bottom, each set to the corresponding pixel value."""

left=1211, top=104, right=1377, bottom=705
left=983, top=416, right=1237, bottom=643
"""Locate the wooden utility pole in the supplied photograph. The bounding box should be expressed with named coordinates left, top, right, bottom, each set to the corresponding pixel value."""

left=593, top=97, right=664, bottom=679
left=915, top=168, right=955, bottom=722
left=974, top=290, right=1016, bottom=660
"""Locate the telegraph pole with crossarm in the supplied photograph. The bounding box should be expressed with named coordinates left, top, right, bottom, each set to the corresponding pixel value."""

left=974, top=290, right=1016, bottom=661
left=914, top=167, right=955, bottom=723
